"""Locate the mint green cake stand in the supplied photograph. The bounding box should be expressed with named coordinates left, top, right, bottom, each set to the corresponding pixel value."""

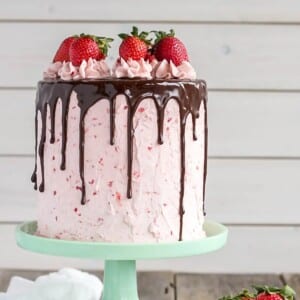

left=16, top=220, right=227, bottom=300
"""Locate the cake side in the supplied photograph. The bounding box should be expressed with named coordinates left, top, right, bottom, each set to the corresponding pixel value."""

left=32, top=79, right=208, bottom=242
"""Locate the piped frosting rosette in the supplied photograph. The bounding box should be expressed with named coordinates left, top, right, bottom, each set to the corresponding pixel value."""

left=152, top=59, right=196, bottom=80
left=111, top=58, right=196, bottom=80
left=44, top=58, right=110, bottom=80
left=112, top=58, right=153, bottom=79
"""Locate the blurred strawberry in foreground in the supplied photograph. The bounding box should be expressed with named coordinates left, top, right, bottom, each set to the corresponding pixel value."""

left=219, top=285, right=295, bottom=300
left=152, top=29, right=189, bottom=66
left=53, top=36, right=77, bottom=63
left=70, top=34, right=113, bottom=66
left=254, top=285, right=295, bottom=300
left=118, top=26, right=152, bottom=61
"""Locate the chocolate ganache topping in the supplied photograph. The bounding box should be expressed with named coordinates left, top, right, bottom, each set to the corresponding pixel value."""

left=31, top=78, right=208, bottom=241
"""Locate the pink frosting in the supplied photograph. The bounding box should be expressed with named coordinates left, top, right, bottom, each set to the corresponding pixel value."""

left=43, top=59, right=110, bottom=80
left=37, top=94, right=206, bottom=242
left=153, top=59, right=197, bottom=80
left=78, top=58, right=110, bottom=79
left=43, top=62, right=63, bottom=79
left=112, top=58, right=153, bottom=79
left=58, top=62, right=80, bottom=80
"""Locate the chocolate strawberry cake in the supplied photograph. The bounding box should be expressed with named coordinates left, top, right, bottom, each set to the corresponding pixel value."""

left=32, top=28, right=208, bottom=243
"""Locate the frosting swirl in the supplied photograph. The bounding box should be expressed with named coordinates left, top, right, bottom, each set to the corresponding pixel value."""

left=43, top=59, right=110, bottom=80
left=43, top=62, right=63, bottom=79
left=43, top=58, right=197, bottom=80
left=58, top=61, right=80, bottom=80
left=78, top=58, right=110, bottom=79
left=112, top=58, right=153, bottom=79
left=152, top=59, right=196, bottom=80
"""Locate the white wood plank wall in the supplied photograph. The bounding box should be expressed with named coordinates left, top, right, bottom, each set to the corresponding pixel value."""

left=0, top=0, right=299, bottom=273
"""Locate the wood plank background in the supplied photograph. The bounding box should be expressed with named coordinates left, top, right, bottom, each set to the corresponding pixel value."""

left=2, top=271, right=299, bottom=300
left=0, top=0, right=299, bottom=272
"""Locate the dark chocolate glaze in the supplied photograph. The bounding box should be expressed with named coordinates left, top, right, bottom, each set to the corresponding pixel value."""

left=202, top=93, right=208, bottom=216
left=31, top=78, right=208, bottom=241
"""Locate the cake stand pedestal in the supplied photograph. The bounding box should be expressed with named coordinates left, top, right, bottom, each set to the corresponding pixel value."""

left=16, top=221, right=228, bottom=300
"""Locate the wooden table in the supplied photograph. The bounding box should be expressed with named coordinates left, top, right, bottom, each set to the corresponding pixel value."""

left=0, top=271, right=299, bottom=299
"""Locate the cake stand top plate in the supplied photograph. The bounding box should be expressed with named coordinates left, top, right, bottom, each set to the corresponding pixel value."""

left=16, top=221, right=228, bottom=260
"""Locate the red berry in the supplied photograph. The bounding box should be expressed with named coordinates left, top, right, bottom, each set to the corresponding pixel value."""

left=254, top=285, right=295, bottom=300
left=256, top=293, right=283, bottom=300
left=145, top=52, right=156, bottom=62
left=154, top=36, right=189, bottom=66
left=220, top=285, right=295, bottom=300
left=118, top=26, right=152, bottom=61
left=119, top=36, right=148, bottom=61
left=70, top=37, right=104, bottom=66
left=53, top=36, right=77, bottom=63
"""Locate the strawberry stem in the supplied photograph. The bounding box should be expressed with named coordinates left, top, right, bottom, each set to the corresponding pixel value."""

left=118, top=26, right=152, bottom=45
left=77, top=33, right=114, bottom=56
left=152, top=29, right=175, bottom=44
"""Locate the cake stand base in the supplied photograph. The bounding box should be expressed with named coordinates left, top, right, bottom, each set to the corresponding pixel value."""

left=16, top=221, right=228, bottom=300
left=103, top=260, right=138, bottom=300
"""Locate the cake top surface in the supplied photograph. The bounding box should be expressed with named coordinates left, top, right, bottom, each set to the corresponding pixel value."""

left=43, top=27, right=198, bottom=81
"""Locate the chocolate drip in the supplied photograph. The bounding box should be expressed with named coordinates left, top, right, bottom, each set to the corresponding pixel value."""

left=79, top=111, right=87, bottom=204
left=49, top=103, right=56, bottom=144
left=110, top=98, right=116, bottom=145
left=31, top=110, right=38, bottom=190
left=192, top=114, right=198, bottom=141
left=157, top=108, right=164, bottom=145
left=74, top=83, right=113, bottom=205
left=38, top=105, right=47, bottom=192
left=202, top=83, right=208, bottom=216
left=178, top=111, right=187, bottom=241
left=60, top=97, right=71, bottom=170
left=127, top=103, right=134, bottom=199
left=33, top=79, right=207, bottom=241
left=31, top=82, right=74, bottom=191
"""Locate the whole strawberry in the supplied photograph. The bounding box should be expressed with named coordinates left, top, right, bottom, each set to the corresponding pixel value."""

left=219, top=285, right=295, bottom=300
left=69, top=34, right=113, bottom=66
left=53, top=36, right=77, bottom=63
left=153, top=29, right=189, bottom=66
left=254, top=285, right=295, bottom=300
left=118, top=26, right=152, bottom=61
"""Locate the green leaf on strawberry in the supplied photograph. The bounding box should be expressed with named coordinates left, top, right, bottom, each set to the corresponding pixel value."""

left=152, top=29, right=175, bottom=44
left=219, top=285, right=296, bottom=300
left=254, top=285, right=296, bottom=300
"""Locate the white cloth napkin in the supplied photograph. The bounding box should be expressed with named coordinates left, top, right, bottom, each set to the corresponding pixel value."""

left=0, top=268, right=103, bottom=300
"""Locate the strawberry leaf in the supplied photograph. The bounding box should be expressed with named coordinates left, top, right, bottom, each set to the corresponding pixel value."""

left=153, top=29, right=176, bottom=44
left=253, top=285, right=296, bottom=300
left=118, top=33, right=129, bottom=40
left=119, top=26, right=152, bottom=45
left=131, top=26, right=139, bottom=36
